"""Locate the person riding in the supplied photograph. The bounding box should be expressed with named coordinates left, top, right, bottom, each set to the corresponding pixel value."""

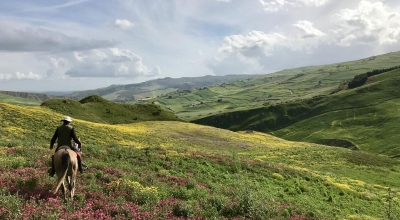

left=48, top=116, right=84, bottom=177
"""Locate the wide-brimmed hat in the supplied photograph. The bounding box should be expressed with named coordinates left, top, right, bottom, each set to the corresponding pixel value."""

left=61, top=116, right=73, bottom=122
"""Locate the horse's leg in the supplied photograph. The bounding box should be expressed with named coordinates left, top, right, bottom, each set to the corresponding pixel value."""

left=70, top=171, right=77, bottom=199
left=62, top=182, right=67, bottom=200
left=61, top=182, right=65, bottom=196
left=67, top=176, right=71, bottom=190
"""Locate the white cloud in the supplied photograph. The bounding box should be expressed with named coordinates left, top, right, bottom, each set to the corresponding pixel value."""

left=152, top=66, right=162, bottom=76
left=0, top=23, right=115, bottom=52
left=5, top=0, right=91, bottom=14
left=218, top=31, right=287, bottom=56
left=0, top=71, right=41, bottom=80
left=208, top=22, right=330, bottom=75
left=332, top=1, right=400, bottom=46
left=114, top=19, right=134, bottom=30
left=208, top=31, right=287, bottom=75
left=47, top=57, right=69, bottom=78
left=259, top=0, right=329, bottom=12
left=64, top=48, right=160, bottom=78
left=217, top=0, right=231, bottom=2
left=300, top=0, right=329, bottom=7
left=2, top=0, right=400, bottom=92
left=293, top=20, right=326, bottom=38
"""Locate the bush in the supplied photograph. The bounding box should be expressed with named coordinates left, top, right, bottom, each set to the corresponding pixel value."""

left=348, top=73, right=368, bottom=89
left=173, top=202, right=193, bottom=217
left=0, top=189, right=22, bottom=219
left=105, top=179, right=160, bottom=206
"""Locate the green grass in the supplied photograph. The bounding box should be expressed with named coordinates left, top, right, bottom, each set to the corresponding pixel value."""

left=0, top=93, right=41, bottom=106
left=194, top=69, right=400, bottom=157
left=137, top=51, right=400, bottom=121
left=0, top=102, right=399, bottom=219
left=41, top=95, right=181, bottom=124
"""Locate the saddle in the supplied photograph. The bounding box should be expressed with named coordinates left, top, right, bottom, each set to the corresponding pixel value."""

left=55, top=145, right=81, bottom=159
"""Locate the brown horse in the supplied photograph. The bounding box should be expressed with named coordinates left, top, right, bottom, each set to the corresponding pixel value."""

left=52, top=146, right=78, bottom=199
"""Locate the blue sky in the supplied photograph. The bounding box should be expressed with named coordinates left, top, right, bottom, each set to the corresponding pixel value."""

left=0, top=0, right=399, bottom=91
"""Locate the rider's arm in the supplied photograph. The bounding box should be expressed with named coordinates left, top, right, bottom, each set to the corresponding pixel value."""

left=71, top=128, right=82, bottom=148
left=50, top=128, right=58, bottom=149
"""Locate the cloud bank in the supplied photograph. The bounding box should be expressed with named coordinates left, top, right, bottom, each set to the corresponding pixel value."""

left=1, top=0, right=400, bottom=91
left=0, top=24, right=115, bottom=52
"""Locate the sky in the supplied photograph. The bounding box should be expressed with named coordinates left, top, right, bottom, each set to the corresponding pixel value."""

left=0, top=0, right=400, bottom=92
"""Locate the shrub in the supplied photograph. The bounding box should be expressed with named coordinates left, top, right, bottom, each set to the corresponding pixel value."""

left=173, top=201, right=193, bottom=217
left=0, top=189, right=22, bottom=219
left=348, top=73, right=368, bottom=89
left=106, top=179, right=160, bottom=206
left=207, top=195, right=227, bottom=212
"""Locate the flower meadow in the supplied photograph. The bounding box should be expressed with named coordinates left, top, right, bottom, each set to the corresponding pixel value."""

left=0, top=102, right=400, bottom=219
left=0, top=146, right=315, bottom=220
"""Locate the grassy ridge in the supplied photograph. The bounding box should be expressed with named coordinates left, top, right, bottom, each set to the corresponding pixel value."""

left=69, top=75, right=259, bottom=102
left=41, top=95, right=180, bottom=124
left=137, top=51, right=400, bottom=121
left=0, top=93, right=41, bottom=106
left=193, top=69, right=400, bottom=156
left=0, top=102, right=400, bottom=219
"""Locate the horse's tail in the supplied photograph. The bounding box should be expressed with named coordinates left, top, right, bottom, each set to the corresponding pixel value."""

left=62, top=152, right=70, bottom=170
left=52, top=152, right=70, bottom=194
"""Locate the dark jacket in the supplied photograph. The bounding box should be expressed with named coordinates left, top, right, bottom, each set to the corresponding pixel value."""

left=50, top=124, right=81, bottom=152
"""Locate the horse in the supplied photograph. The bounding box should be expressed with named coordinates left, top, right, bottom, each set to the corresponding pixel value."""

left=51, top=146, right=79, bottom=199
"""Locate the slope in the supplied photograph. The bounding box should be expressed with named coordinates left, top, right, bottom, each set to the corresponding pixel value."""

left=0, top=102, right=399, bottom=219
left=193, top=68, right=400, bottom=157
left=138, top=51, right=400, bottom=121
left=272, top=69, right=400, bottom=156
left=0, top=91, right=53, bottom=102
left=0, top=93, right=41, bottom=106
left=40, top=95, right=180, bottom=124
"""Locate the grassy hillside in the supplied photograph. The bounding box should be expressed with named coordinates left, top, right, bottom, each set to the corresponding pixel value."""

left=0, top=93, right=41, bottom=106
left=0, top=102, right=400, bottom=219
left=193, top=68, right=400, bottom=157
left=0, top=91, right=53, bottom=102
left=137, top=51, right=400, bottom=121
left=272, top=69, right=400, bottom=157
left=40, top=95, right=180, bottom=124
left=69, top=75, right=258, bottom=102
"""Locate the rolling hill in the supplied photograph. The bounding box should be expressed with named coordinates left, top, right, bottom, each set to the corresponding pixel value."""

left=0, top=101, right=399, bottom=219
left=40, top=95, right=180, bottom=124
left=0, top=91, right=53, bottom=103
left=0, top=92, right=43, bottom=106
left=136, top=51, right=400, bottom=121
left=68, top=74, right=259, bottom=102
left=193, top=67, right=400, bottom=157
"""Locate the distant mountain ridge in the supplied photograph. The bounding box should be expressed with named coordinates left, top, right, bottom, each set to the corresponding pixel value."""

left=0, top=75, right=258, bottom=105
left=137, top=51, right=400, bottom=121
left=68, top=74, right=260, bottom=102
left=0, top=91, right=53, bottom=102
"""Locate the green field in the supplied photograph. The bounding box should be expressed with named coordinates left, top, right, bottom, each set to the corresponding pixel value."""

left=0, top=93, right=41, bottom=106
left=137, top=51, right=400, bottom=121
left=40, top=95, right=180, bottom=125
left=193, top=67, right=400, bottom=158
left=0, top=102, right=399, bottom=219
left=272, top=69, right=400, bottom=156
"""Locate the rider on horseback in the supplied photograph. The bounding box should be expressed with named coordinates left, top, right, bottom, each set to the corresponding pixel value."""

left=48, top=116, right=85, bottom=177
